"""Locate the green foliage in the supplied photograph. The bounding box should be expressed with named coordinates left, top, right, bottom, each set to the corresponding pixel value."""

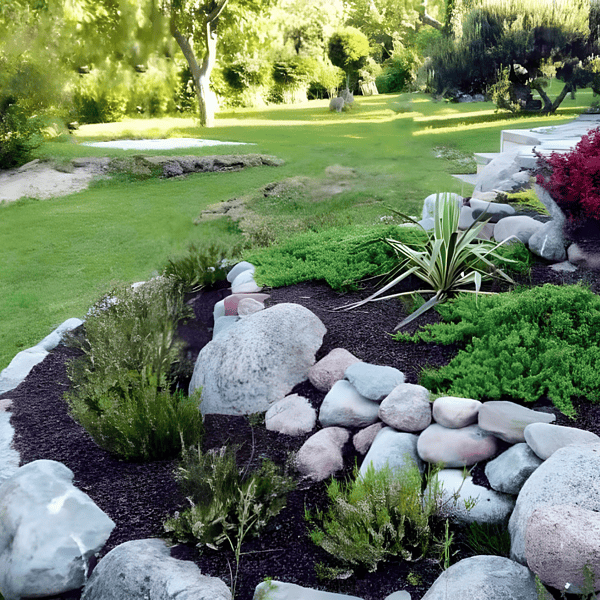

left=0, top=98, right=44, bottom=169
left=503, top=189, right=550, bottom=216
left=328, top=27, right=371, bottom=86
left=163, top=242, right=242, bottom=293
left=337, top=194, right=517, bottom=331
left=163, top=444, right=296, bottom=551
left=245, top=224, right=427, bottom=291
left=394, top=283, right=600, bottom=417
left=68, top=374, right=204, bottom=461
left=65, top=277, right=200, bottom=460
left=426, top=0, right=591, bottom=101
left=465, top=522, right=511, bottom=557
left=375, top=44, right=421, bottom=94
left=305, top=462, right=444, bottom=577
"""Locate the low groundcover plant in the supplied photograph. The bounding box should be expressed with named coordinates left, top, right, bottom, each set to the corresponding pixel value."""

left=394, top=283, right=600, bottom=417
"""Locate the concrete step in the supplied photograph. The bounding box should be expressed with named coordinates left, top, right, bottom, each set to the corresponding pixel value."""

left=452, top=173, right=478, bottom=186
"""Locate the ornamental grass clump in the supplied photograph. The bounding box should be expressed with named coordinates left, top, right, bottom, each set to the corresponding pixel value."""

left=65, top=277, right=203, bottom=460
left=305, top=462, right=445, bottom=579
left=336, top=194, right=518, bottom=330
left=394, top=283, right=600, bottom=417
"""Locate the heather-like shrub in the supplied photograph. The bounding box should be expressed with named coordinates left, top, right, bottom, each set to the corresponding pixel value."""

left=305, top=462, right=445, bottom=578
left=65, top=277, right=198, bottom=459
left=536, top=126, right=600, bottom=226
left=163, top=444, right=296, bottom=550
left=394, top=283, right=600, bottom=417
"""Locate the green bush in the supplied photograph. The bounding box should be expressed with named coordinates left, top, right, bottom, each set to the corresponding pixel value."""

left=375, top=45, right=421, bottom=94
left=163, top=444, right=296, bottom=550
left=245, top=224, right=427, bottom=291
left=68, top=372, right=204, bottom=461
left=305, top=462, right=444, bottom=578
left=394, top=283, right=600, bottom=417
left=163, top=242, right=242, bottom=293
left=0, top=97, right=43, bottom=169
left=65, top=277, right=198, bottom=459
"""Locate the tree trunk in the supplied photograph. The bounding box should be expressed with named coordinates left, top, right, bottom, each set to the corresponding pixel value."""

left=170, top=9, right=221, bottom=128
left=197, top=18, right=218, bottom=128
left=531, top=80, right=553, bottom=113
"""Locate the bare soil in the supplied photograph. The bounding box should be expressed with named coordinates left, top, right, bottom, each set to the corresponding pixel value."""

left=3, top=261, right=600, bottom=600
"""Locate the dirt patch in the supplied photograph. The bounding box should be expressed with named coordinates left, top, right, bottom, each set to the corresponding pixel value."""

left=0, top=158, right=111, bottom=204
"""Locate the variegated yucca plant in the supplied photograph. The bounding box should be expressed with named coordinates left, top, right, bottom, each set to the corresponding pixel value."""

left=337, top=193, right=518, bottom=330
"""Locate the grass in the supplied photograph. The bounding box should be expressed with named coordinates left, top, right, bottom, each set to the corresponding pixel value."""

left=0, top=83, right=595, bottom=370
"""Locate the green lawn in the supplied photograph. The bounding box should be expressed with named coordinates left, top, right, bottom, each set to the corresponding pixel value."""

left=0, top=86, right=594, bottom=371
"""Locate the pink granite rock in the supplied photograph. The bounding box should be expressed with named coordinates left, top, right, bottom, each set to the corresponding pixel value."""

left=295, top=427, right=350, bottom=481
left=353, top=422, right=384, bottom=455
left=526, top=504, right=600, bottom=594
left=417, top=423, right=499, bottom=467
left=378, top=383, right=432, bottom=432
left=265, top=394, right=316, bottom=436
left=308, top=348, right=361, bottom=392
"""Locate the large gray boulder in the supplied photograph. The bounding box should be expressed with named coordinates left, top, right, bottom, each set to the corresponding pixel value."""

left=421, top=555, right=549, bottom=600
left=0, top=460, right=115, bottom=600
left=509, top=443, right=600, bottom=565
left=189, top=303, right=326, bottom=415
left=528, top=184, right=568, bottom=262
left=0, top=405, right=19, bottom=486
left=81, top=539, right=231, bottom=600
left=474, top=150, right=529, bottom=194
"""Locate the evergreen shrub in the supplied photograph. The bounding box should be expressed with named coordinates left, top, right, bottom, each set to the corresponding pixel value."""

left=163, top=444, right=296, bottom=551
left=65, top=277, right=200, bottom=460
left=305, top=462, right=445, bottom=578
left=0, top=97, right=43, bottom=169
left=394, top=283, right=600, bottom=417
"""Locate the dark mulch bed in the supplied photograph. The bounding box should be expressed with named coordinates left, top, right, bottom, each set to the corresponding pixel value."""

left=3, top=260, right=600, bottom=600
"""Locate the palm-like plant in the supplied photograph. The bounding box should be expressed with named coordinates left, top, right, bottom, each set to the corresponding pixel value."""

left=337, top=194, right=518, bottom=330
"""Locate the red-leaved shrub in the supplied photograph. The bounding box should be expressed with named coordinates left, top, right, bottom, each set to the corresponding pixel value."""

left=536, top=127, right=600, bottom=225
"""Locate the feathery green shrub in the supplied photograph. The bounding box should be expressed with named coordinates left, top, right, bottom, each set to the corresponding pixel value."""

left=305, top=462, right=444, bottom=578
left=394, top=283, right=600, bottom=417
left=65, top=277, right=202, bottom=460
left=163, top=444, right=296, bottom=551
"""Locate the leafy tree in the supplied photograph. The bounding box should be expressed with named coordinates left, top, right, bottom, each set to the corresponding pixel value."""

left=163, top=0, right=272, bottom=126
left=345, top=0, right=427, bottom=60
left=328, top=26, right=371, bottom=89
left=425, top=0, right=596, bottom=113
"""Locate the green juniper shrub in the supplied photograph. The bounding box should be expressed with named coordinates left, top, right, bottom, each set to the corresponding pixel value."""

left=163, top=444, right=296, bottom=551
left=394, top=283, right=600, bottom=417
left=305, top=461, right=446, bottom=579
left=244, top=224, right=428, bottom=291
left=163, top=242, right=243, bottom=293
left=65, top=277, right=201, bottom=460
